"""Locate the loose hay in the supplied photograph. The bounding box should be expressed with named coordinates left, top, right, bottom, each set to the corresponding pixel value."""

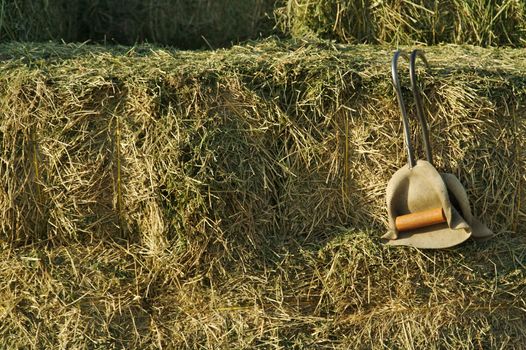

left=0, top=40, right=525, bottom=348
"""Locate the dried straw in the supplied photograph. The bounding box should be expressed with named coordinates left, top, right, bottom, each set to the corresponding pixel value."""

left=0, top=40, right=525, bottom=348
left=276, top=0, right=526, bottom=47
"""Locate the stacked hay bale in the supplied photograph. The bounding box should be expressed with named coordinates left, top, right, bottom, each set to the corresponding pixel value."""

left=276, top=0, right=526, bottom=46
left=82, top=0, right=276, bottom=48
left=0, top=41, right=525, bottom=348
left=0, top=0, right=276, bottom=48
left=0, top=0, right=81, bottom=42
left=3, top=1, right=526, bottom=48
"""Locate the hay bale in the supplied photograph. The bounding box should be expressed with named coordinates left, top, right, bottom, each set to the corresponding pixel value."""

left=4, top=0, right=526, bottom=48
left=0, top=63, right=123, bottom=243
left=0, top=0, right=275, bottom=48
left=0, top=0, right=80, bottom=42
left=0, top=41, right=525, bottom=348
left=276, top=0, right=526, bottom=46
left=82, top=0, right=276, bottom=48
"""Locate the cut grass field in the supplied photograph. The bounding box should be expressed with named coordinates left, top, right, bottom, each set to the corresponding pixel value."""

left=0, top=40, right=525, bottom=348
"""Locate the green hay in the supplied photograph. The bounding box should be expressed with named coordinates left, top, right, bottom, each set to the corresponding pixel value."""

left=0, top=40, right=525, bottom=348
left=276, top=0, right=526, bottom=46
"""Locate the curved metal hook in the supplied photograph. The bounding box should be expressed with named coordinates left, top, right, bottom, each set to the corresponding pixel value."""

left=409, top=50, right=433, bottom=166
left=391, top=49, right=433, bottom=168
left=391, top=49, right=415, bottom=168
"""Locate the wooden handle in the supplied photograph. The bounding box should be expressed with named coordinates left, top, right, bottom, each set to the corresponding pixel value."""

left=395, top=207, right=446, bottom=232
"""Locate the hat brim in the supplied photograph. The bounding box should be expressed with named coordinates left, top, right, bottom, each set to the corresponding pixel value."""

left=470, top=217, right=493, bottom=240
left=383, top=222, right=471, bottom=249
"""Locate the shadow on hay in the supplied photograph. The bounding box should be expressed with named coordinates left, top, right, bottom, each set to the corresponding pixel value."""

left=0, top=0, right=277, bottom=50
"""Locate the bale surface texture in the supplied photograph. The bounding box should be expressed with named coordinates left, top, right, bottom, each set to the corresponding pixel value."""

left=276, top=0, right=526, bottom=47
left=0, top=41, right=525, bottom=348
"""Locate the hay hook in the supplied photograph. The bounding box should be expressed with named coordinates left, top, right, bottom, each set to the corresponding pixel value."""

left=391, top=49, right=432, bottom=168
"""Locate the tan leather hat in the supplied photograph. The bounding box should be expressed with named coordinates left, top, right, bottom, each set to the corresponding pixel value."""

left=382, top=50, right=493, bottom=249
